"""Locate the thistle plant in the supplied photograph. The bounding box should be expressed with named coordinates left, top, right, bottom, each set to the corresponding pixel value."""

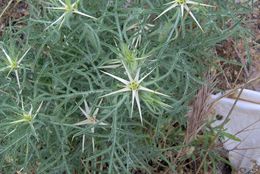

left=0, top=0, right=250, bottom=173
left=74, top=99, right=107, bottom=152
left=0, top=46, right=30, bottom=90
left=46, top=0, right=97, bottom=29
left=156, top=0, right=215, bottom=31
left=101, top=61, right=169, bottom=124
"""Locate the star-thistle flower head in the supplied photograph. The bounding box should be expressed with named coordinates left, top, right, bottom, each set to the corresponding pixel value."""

left=155, top=0, right=215, bottom=31
left=46, top=0, right=97, bottom=30
left=101, top=61, right=170, bottom=124
left=129, top=81, right=140, bottom=91
left=8, top=60, right=18, bottom=70
left=7, top=100, right=43, bottom=141
left=114, top=43, right=152, bottom=73
left=176, top=0, right=186, bottom=4
left=10, top=101, right=43, bottom=125
left=65, top=4, right=73, bottom=12
left=74, top=99, right=107, bottom=152
left=0, top=46, right=31, bottom=89
left=22, top=113, right=33, bottom=122
left=122, top=44, right=137, bottom=65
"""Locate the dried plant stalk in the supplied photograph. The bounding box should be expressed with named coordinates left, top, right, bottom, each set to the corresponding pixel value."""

left=185, top=76, right=214, bottom=144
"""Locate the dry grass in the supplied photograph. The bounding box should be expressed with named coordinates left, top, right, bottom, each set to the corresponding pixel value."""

left=185, top=75, right=215, bottom=144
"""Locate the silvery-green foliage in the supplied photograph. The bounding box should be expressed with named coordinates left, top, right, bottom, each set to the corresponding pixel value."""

left=0, top=0, right=252, bottom=173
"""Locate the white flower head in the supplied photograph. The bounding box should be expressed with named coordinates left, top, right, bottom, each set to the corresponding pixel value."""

left=101, top=61, right=169, bottom=124
left=155, top=0, right=215, bottom=31
left=0, top=46, right=31, bottom=89
left=74, top=99, right=107, bottom=152
left=46, top=0, right=97, bottom=30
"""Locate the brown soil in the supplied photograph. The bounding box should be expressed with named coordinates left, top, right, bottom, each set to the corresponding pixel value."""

left=0, top=0, right=28, bottom=36
left=214, top=1, right=260, bottom=91
left=248, top=1, right=260, bottom=91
